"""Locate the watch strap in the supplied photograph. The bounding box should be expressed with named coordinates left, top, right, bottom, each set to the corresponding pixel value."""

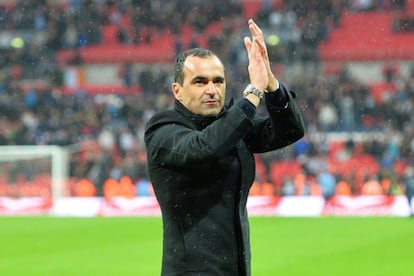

left=243, top=84, right=264, bottom=99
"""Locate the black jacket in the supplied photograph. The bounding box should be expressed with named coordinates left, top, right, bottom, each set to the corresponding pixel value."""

left=145, top=84, right=304, bottom=275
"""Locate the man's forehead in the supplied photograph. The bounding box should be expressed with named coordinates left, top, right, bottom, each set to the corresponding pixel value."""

left=183, top=55, right=224, bottom=75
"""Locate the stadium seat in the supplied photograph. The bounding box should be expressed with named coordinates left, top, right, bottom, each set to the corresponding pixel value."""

left=269, top=160, right=302, bottom=190
left=319, top=11, right=414, bottom=61
left=101, top=25, right=119, bottom=45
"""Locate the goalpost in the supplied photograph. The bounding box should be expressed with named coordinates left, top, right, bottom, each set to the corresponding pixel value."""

left=0, top=146, right=70, bottom=199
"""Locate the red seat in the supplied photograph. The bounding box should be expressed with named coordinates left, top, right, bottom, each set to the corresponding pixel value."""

left=269, top=160, right=302, bottom=189
left=101, top=25, right=119, bottom=45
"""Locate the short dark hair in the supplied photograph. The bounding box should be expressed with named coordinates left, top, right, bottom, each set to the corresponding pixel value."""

left=174, top=48, right=221, bottom=85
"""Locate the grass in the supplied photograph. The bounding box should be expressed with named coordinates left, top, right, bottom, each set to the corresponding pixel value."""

left=0, top=216, right=413, bottom=275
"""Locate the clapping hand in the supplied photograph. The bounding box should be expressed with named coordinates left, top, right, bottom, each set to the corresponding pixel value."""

left=244, top=19, right=279, bottom=92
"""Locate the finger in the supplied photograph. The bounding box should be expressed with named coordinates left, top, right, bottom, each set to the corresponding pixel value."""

left=247, top=25, right=268, bottom=57
left=256, top=35, right=268, bottom=55
left=248, top=19, right=264, bottom=39
left=244, top=37, right=252, bottom=53
left=251, top=37, right=262, bottom=59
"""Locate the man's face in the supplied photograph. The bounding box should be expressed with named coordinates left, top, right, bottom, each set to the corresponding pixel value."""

left=172, top=55, right=226, bottom=116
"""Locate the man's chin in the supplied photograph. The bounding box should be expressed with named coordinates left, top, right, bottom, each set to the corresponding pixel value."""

left=200, top=107, right=221, bottom=116
left=198, top=104, right=222, bottom=116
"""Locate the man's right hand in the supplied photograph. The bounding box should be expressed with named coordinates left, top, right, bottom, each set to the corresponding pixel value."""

left=246, top=19, right=279, bottom=92
left=244, top=19, right=268, bottom=92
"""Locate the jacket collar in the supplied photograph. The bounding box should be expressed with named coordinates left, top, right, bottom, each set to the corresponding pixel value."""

left=174, top=99, right=234, bottom=130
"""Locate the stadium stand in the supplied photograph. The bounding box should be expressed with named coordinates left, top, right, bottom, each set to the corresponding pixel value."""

left=319, top=10, right=414, bottom=61
left=0, top=0, right=413, bottom=199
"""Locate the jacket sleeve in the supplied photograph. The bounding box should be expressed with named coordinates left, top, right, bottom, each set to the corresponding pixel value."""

left=145, top=105, right=256, bottom=167
left=243, top=82, right=305, bottom=153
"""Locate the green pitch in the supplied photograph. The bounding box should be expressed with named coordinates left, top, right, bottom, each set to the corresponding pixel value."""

left=0, top=216, right=413, bottom=276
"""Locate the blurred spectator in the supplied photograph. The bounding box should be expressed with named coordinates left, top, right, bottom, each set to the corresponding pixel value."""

left=361, top=175, right=384, bottom=195
left=281, top=176, right=295, bottom=196
left=335, top=179, right=352, bottom=195
left=402, top=165, right=414, bottom=217
left=317, top=169, right=337, bottom=200
left=318, top=101, right=339, bottom=131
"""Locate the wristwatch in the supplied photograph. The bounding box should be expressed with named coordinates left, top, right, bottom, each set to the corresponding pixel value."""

left=243, top=84, right=264, bottom=99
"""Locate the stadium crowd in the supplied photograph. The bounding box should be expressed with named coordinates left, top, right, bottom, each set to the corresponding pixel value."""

left=0, top=0, right=413, bottom=198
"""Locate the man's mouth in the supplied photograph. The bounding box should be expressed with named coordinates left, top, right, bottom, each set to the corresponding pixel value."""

left=204, top=99, right=219, bottom=105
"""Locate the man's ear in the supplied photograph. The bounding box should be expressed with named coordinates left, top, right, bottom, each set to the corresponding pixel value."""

left=172, top=83, right=182, bottom=101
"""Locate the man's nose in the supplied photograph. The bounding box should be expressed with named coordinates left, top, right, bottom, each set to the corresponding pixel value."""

left=206, top=82, right=218, bottom=94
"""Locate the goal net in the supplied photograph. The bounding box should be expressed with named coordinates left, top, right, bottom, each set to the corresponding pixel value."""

left=0, top=146, right=69, bottom=199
